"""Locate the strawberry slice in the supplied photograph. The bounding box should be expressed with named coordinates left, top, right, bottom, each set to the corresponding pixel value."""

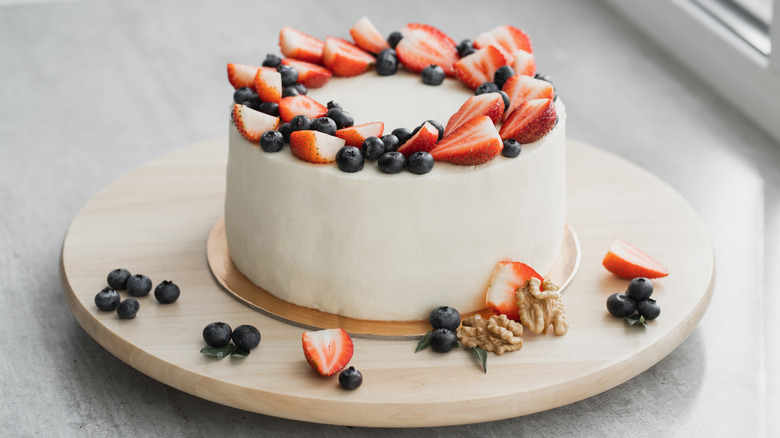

left=444, top=94, right=505, bottom=138
left=485, top=261, right=544, bottom=322
left=512, top=49, right=536, bottom=77
left=430, top=116, right=502, bottom=166
left=602, top=239, right=670, bottom=279
left=350, top=16, right=390, bottom=55
left=334, top=121, right=385, bottom=147
left=473, top=25, right=533, bottom=64
left=322, top=36, right=376, bottom=77
left=301, top=328, right=354, bottom=377
left=278, top=95, right=328, bottom=123
left=232, top=104, right=280, bottom=143
left=453, top=46, right=508, bottom=90
left=396, top=121, right=439, bottom=156
left=498, top=98, right=556, bottom=144
left=279, top=27, right=325, bottom=65
left=289, top=130, right=346, bottom=164
left=501, top=74, right=555, bottom=120
left=396, top=23, right=459, bottom=76
left=227, top=63, right=262, bottom=89
left=280, top=58, right=332, bottom=88
left=254, top=67, right=283, bottom=104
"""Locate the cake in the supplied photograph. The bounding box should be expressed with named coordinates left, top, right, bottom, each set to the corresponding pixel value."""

left=224, top=19, right=566, bottom=321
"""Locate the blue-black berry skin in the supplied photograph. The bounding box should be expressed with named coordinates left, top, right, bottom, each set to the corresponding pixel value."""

left=377, top=152, right=406, bottom=174
left=636, top=298, right=661, bottom=320
left=282, top=85, right=300, bottom=98
left=154, top=280, right=180, bottom=304
left=626, top=277, right=654, bottom=302
left=391, top=128, right=412, bottom=145
left=457, top=39, right=474, bottom=57
left=475, top=81, right=499, bottom=95
left=258, top=102, right=279, bottom=117
left=496, top=90, right=510, bottom=110
left=493, top=65, right=515, bottom=90
left=336, top=146, right=365, bottom=173
left=310, top=117, right=337, bottom=135
left=232, top=325, right=261, bottom=350
left=429, top=306, right=461, bottom=331
left=425, top=119, right=444, bottom=141
left=460, top=46, right=476, bottom=57
left=243, top=96, right=263, bottom=111
left=387, top=31, right=403, bottom=48
left=606, top=293, right=636, bottom=318
left=260, top=130, right=285, bottom=152
left=290, top=115, right=312, bottom=132
left=279, top=123, right=292, bottom=141
left=95, top=287, right=121, bottom=311
left=262, top=53, right=282, bottom=68
left=339, top=366, right=363, bottom=390
left=126, top=274, right=152, bottom=297
left=294, top=83, right=308, bottom=95
left=107, top=268, right=131, bottom=290
left=327, top=100, right=342, bottom=110
left=326, top=108, right=354, bottom=129
left=381, top=134, right=400, bottom=152
left=277, top=65, right=298, bottom=87
left=421, top=65, right=445, bottom=85
left=233, top=87, right=257, bottom=105
left=502, top=139, right=522, bottom=158
left=203, top=322, right=232, bottom=348
left=429, top=328, right=458, bottom=353
left=407, top=151, right=434, bottom=175
left=361, top=136, right=385, bottom=161
left=375, top=48, right=398, bottom=76
left=117, top=299, right=140, bottom=319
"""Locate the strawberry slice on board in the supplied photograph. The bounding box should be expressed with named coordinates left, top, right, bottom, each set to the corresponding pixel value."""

left=322, top=36, right=376, bottom=77
left=280, top=58, right=332, bottom=88
left=485, top=261, right=544, bottom=322
left=501, top=74, right=555, bottom=120
left=512, top=49, right=536, bottom=77
left=254, top=67, right=283, bottom=104
left=289, top=130, right=347, bottom=164
left=602, top=239, right=670, bottom=279
left=453, top=45, right=508, bottom=90
left=278, top=95, right=328, bottom=123
left=430, top=116, right=503, bottom=166
left=227, top=63, right=263, bottom=89
left=443, top=93, right=505, bottom=137
left=395, top=121, right=439, bottom=156
left=231, top=104, right=281, bottom=143
left=301, top=328, right=354, bottom=377
left=279, top=27, right=325, bottom=65
left=395, top=23, right=459, bottom=76
left=473, top=25, right=533, bottom=64
left=350, top=16, right=391, bottom=55
left=498, top=98, right=557, bottom=144
left=334, top=121, right=385, bottom=147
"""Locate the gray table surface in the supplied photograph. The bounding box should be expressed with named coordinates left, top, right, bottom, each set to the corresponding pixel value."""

left=1, top=0, right=777, bottom=436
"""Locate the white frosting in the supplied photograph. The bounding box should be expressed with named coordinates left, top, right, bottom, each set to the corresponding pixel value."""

left=225, top=71, right=567, bottom=321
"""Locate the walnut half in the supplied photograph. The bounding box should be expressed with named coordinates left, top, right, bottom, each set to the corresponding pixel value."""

left=457, top=314, right=524, bottom=355
left=516, top=277, right=569, bottom=335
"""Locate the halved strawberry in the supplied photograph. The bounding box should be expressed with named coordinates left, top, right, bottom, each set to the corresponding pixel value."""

left=396, top=121, right=439, bottom=156
left=453, top=45, right=508, bottom=90
left=278, top=95, right=328, bottom=123
left=501, top=74, right=555, bottom=120
left=254, top=67, right=282, bottom=103
left=334, top=121, right=385, bottom=147
left=322, top=36, right=376, bottom=77
left=395, top=23, right=459, bottom=76
left=289, top=130, right=346, bottom=164
left=279, top=27, right=325, bottom=65
left=350, top=16, right=390, bottom=55
left=602, top=239, right=670, bottom=279
left=280, top=58, right=332, bottom=88
left=227, top=63, right=262, bottom=89
left=512, top=49, right=536, bottom=77
left=485, top=261, right=544, bottom=322
left=444, top=94, right=505, bottom=138
left=473, top=25, right=533, bottom=64
left=430, top=116, right=502, bottom=165
left=302, top=328, right=354, bottom=377
left=498, top=98, right=556, bottom=144
left=232, top=103, right=280, bottom=143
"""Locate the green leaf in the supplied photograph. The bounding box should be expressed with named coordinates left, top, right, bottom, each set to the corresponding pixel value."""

left=415, top=331, right=432, bottom=352
left=626, top=314, right=647, bottom=327
left=230, top=347, right=250, bottom=358
left=466, top=346, right=488, bottom=373
left=200, top=344, right=236, bottom=359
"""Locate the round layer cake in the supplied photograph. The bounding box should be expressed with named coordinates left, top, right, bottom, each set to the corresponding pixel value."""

left=225, top=70, right=566, bottom=321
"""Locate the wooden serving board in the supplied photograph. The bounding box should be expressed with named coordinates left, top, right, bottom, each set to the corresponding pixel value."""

left=60, top=138, right=714, bottom=427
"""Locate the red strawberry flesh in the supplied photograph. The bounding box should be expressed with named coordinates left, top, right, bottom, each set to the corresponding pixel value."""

left=278, top=95, right=328, bottom=123
left=396, top=23, right=459, bottom=76
left=281, top=58, right=332, bottom=88
left=396, top=121, right=439, bottom=156
left=227, top=63, right=261, bottom=89
left=485, top=261, right=544, bottom=322
left=498, top=98, right=556, bottom=144
left=289, top=130, right=346, bottom=164
left=602, top=239, right=670, bottom=279
left=322, top=37, right=376, bottom=77
left=443, top=93, right=505, bottom=137
left=301, top=328, right=354, bottom=377
left=431, top=116, right=502, bottom=166
left=453, top=45, right=508, bottom=90
left=334, top=121, right=385, bottom=147
left=501, top=74, right=555, bottom=120
left=350, top=16, right=390, bottom=55
left=279, top=27, right=325, bottom=65
left=474, top=25, right=533, bottom=64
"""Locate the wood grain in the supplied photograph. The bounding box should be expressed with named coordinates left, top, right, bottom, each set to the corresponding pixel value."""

left=60, top=138, right=715, bottom=427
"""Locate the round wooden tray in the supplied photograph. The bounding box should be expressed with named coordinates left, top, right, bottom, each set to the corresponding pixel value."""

left=60, top=138, right=714, bottom=427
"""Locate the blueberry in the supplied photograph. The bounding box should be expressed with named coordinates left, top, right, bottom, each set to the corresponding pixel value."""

left=387, top=31, right=404, bottom=48
left=95, top=287, right=121, bottom=311
left=203, top=322, right=232, bottom=348
left=407, top=151, right=434, bottom=175
left=636, top=298, right=661, bottom=320
left=310, top=117, right=337, bottom=135
left=243, top=96, right=263, bottom=111
left=475, top=81, right=499, bottom=95
left=339, top=366, right=363, bottom=390
left=279, top=123, right=292, bottom=141
left=107, top=268, right=131, bottom=290
left=626, top=277, right=654, bottom=302
left=154, top=280, right=180, bottom=304
left=377, top=151, right=406, bottom=174
left=391, top=128, right=412, bottom=145
left=231, top=324, right=261, bottom=350
left=534, top=72, right=553, bottom=83
left=258, top=101, right=279, bottom=117
left=380, top=134, right=399, bottom=152
left=457, top=39, right=474, bottom=57
left=429, top=306, right=461, bottom=331
left=502, top=139, right=522, bottom=158
left=361, top=136, right=385, bottom=161
left=327, top=100, right=342, bottom=110
left=336, top=146, right=365, bottom=173
left=259, top=130, right=284, bottom=152
left=116, top=299, right=139, bottom=319
left=429, top=328, right=458, bottom=353
left=289, top=114, right=312, bottom=132
left=233, top=87, right=257, bottom=105
left=606, top=293, right=636, bottom=318
left=262, top=53, right=282, bottom=68
left=421, top=64, right=445, bottom=85
left=460, top=47, right=476, bottom=57
left=493, top=65, right=515, bottom=90
left=375, top=48, right=398, bottom=76
left=277, top=65, right=298, bottom=87
left=496, top=90, right=510, bottom=110
left=282, top=85, right=300, bottom=98
left=326, top=108, right=354, bottom=129
left=126, top=274, right=152, bottom=297
left=293, top=83, right=308, bottom=95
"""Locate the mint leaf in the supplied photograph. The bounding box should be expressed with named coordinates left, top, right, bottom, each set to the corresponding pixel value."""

left=626, top=314, right=647, bottom=327
left=466, top=346, right=488, bottom=373
left=200, top=344, right=236, bottom=359
left=415, top=331, right=432, bottom=352
left=230, top=347, right=250, bottom=358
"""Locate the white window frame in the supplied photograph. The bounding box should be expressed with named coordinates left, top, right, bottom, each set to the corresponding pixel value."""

left=602, top=0, right=780, bottom=144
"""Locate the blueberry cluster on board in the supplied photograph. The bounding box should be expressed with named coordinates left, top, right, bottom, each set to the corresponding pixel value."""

left=95, top=268, right=180, bottom=319
left=201, top=321, right=261, bottom=358
left=606, top=277, right=662, bottom=326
